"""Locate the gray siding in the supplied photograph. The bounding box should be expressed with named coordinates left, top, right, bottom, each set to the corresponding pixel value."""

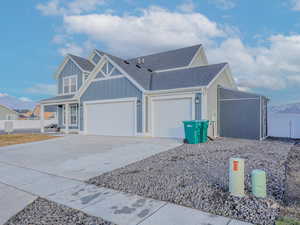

left=80, top=77, right=143, bottom=132
left=195, top=93, right=202, bottom=120
left=218, top=87, right=263, bottom=140
left=58, top=59, right=83, bottom=94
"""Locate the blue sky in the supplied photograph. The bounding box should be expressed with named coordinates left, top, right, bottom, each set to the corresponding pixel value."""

left=1, top=0, right=300, bottom=106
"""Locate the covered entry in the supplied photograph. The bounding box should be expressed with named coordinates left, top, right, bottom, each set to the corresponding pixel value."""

left=84, top=98, right=137, bottom=136
left=218, top=87, right=268, bottom=140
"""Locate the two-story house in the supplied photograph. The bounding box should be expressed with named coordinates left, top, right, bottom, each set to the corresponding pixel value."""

left=40, top=44, right=268, bottom=140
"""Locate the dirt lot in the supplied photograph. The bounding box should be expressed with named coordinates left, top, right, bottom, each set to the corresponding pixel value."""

left=0, top=134, right=59, bottom=147
left=88, top=138, right=294, bottom=225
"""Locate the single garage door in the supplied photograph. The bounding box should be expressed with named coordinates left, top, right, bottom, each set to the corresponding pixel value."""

left=85, top=99, right=136, bottom=136
left=152, top=97, right=193, bottom=138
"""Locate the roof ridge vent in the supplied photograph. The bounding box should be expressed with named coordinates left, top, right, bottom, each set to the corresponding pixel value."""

left=136, top=64, right=141, bottom=69
left=123, top=60, right=130, bottom=64
left=147, top=68, right=153, bottom=72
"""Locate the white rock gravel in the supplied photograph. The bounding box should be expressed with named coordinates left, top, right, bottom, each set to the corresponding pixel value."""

left=87, top=138, right=293, bottom=225
left=4, top=198, right=115, bottom=225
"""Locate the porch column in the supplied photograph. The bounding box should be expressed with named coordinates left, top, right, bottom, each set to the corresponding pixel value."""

left=65, top=103, right=69, bottom=134
left=40, top=104, right=45, bottom=133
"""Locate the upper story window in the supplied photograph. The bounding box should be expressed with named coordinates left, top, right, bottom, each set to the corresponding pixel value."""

left=63, top=75, right=77, bottom=94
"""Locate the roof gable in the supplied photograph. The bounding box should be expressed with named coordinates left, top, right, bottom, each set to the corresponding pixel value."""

left=69, top=54, right=95, bottom=71
left=127, top=44, right=201, bottom=71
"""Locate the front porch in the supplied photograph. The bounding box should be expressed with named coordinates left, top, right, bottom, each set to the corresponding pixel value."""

left=40, top=99, right=80, bottom=134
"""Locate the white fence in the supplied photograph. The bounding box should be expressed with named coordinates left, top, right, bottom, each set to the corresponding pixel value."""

left=0, top=119, right=57, bottom=131
left=268, top=113, right=300, bottom=139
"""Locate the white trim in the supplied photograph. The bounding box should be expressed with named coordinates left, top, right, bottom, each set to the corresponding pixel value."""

left=63, top=75, right=78, bottom=94
left=54, top=55, right=89, bottom=80
left=219, top=98, right=260, bottom=101
left=75, top=57, right=107, bottom=99
left=93, top=75, right=125, bottom=82
left=105, top=55, right=146, bottom=93
left=83, top=97, right=138, bottom=136
left=69, top=104, right=78, bottom=126
left=145, top=86, right=205, bottom=96
left=40, top=100, right=78, bottom=105
left=155, top=66, right=192, bottom=73
left=142, top=95, right=146, bottom=133
left=149, top=93, right=195, bottom=137
left=201, top=88, right=208, bottom=119
left=206, top=64, right=229, bottom=89
left=188, top=45, right=208, bottom=66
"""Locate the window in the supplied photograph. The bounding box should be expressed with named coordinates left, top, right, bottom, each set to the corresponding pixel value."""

left=63, top=76, right=77, bottom=94
left=62, top=105, right=78, bottom=126
left=70, top=105, right=78, bottom=126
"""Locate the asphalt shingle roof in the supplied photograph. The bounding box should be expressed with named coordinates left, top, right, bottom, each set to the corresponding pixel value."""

left=127, top=44, right=201, bottom=71
left=69, top=54, right=95, bottom=72
left=41, top=94, right=75, bottom=102
left=150, top=63, right=227, bottom=91
left=96, top=47, right=226, bottom=91
left=96, top=50, right=154, bottom=90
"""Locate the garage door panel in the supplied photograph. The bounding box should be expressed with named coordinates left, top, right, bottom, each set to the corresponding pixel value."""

left=153, top=98, right=193, bottom=138
left=86, top=100, right=136, bottom=136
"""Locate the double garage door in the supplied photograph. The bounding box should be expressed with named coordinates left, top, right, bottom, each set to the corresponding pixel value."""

left=85, top=96, right=194, bottom=138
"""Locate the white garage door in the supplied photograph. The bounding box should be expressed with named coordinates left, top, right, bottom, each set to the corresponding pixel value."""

left=152, top=97, right=193, bottom=138
left=85, top=99, right=136, bottom=136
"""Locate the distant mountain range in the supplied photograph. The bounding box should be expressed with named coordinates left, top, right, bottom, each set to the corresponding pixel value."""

left=270, top=102, right=300, bottom=114
left=0, top=95, right=36, bottom=110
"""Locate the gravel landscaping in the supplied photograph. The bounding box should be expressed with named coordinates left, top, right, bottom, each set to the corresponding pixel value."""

left=87, top=138, right=293, bottom=225
left=4, top=198, right=115, bottom=225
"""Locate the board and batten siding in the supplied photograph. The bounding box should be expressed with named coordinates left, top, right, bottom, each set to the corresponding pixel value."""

left=58, top=59, right=83, bottom=94
left=206, top=68, right=235, bottom=137
left=80, top=77, right=143, bottom=133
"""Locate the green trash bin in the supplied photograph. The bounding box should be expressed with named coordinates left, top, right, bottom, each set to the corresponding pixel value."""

left=199, top=120, right=209, bottom=143
left=183, top=121, right=201, bottom=144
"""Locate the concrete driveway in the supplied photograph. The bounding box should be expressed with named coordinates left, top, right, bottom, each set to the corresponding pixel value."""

left=0, top=135, right=181, bottom=224
left=0, top=135, right=181, bottom=181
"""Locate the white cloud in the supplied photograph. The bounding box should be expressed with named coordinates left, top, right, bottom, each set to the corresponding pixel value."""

left=210, top=0, right=236, bottom=10
left=59, top=42, right=84, bottom=56
left=177, top=1, right=196, bottom=13
left=208, top=35, right=300, bottom=90
left=26, top=84, right=57, bottom=96
left=291, top=0, right=300, bottom=11
left=64, top=6, right=226, bottom=57
left=19, top=97, right=33, bottom=102
left=36, top=0, right=106, bottom=16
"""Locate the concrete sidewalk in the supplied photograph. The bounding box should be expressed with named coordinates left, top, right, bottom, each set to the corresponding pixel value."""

left=0, top=161, right=252, bottom=225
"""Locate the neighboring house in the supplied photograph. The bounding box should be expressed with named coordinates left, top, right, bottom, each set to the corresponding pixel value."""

left=40, top=44, right=268, bottom=140
left=32, top=104, right=57, bottom=120
left=0, top=105, right=19, bottom=120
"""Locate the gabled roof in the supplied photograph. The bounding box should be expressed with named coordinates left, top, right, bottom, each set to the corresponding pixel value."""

left=0, top=104, right=18, bottom=114
left=127, top=44, right=201, bottom=71
left=96, top=50, right=153, bottom=90
left=96, top=49, right=227, bottom=91
left=151, top=63, right=227, bottom=91
left=69, top=54, right=95, bottom=72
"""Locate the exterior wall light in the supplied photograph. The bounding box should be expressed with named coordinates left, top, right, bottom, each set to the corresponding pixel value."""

left=195, top=96, right=200, bottom=104
left=137, top=99, right=142, bottom=106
